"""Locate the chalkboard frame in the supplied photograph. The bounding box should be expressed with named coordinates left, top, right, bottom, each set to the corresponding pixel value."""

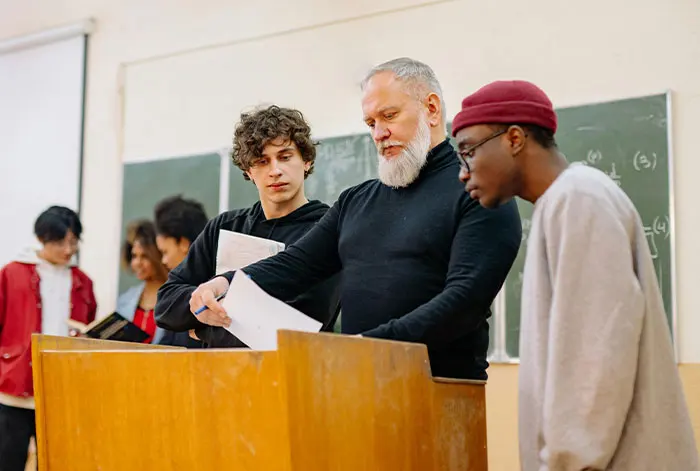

left=667, top=90, right=678, bottom=361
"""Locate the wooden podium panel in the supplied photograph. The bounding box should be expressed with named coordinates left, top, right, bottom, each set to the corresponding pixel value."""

left=432, top=379, right=488, bottom=471
left=279, top=330, right=434, bottom=470
left=32, top=331, right=487, bottom=470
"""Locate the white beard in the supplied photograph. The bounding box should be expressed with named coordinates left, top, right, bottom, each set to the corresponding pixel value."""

left=376, top=114, right=431, bottom=189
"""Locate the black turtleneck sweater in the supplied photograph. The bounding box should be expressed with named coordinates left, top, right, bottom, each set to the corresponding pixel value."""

left=155, top=200, right=342, bottom=347
left=219, top=139, right=521, bottom=379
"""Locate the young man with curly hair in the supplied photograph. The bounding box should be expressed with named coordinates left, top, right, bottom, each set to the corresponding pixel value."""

left=155, top=105, right=341, bottom=347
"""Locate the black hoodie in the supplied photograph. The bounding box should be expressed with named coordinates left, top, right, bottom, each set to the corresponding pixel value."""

left=154, top=200, right=341, bottom=347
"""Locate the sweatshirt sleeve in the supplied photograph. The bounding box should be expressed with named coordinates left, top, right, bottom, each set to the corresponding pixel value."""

left=361, top=198, right=521, bottom=345
left=539, top=192, right=645, bottom=471
left=155, top=215, right=220, bottom=332
left=220, top=202, right=343, bottom=301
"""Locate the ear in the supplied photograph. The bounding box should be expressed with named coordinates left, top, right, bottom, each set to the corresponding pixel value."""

left=304, top=160, right=311, bottom=173
left=179, top=238, right=191, bottom=251
left=507, top=125, right=528, bottom=156
left=425, top=92, right=442, bottom=128
left=246, top=170, right=254, bottom=182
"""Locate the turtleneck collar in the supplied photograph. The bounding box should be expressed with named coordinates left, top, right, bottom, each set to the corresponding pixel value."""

left=422, top=138, right=457, bottom=174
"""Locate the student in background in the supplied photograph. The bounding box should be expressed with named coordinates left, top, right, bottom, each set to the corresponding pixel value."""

left=155, top=105, right=341, bottom=347
left=154, top=195, right=208, bottom=271
left=0, top=206, right=97, bottom=471
left=117, top=220, right=168, bottom=344
left=452, top=80, right=698, bottom=470
left=166, top=59, right=521, bottom=379
left=153, top=195, right=208, bottom=348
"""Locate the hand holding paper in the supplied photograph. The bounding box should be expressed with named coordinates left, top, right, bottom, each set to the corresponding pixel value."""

left=221, top=271, right=322, bottom=350
left=189, top=276, right=231, bottom=327
left=190, top=229, right=286, bottom=325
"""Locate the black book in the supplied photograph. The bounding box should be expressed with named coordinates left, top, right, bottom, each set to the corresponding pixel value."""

left=66, top=312, right=149, bottom=343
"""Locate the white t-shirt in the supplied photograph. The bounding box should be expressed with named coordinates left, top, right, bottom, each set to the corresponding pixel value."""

left=36, top=257, right=72, bottom=337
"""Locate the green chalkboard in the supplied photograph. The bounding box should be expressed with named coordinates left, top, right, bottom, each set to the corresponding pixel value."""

left=119, top=153, right=221, bottom=295
left=223, top=133, right=378, bottom=211
left=228, top=160, right=261, bottom=211
left=305, top=133, right=378, bottom=204
left=226, top=134, right=379, bottom=211
left=504, top=93, right=673, bottom=357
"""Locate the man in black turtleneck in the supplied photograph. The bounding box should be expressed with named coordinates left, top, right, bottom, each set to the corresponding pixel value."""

left=168, top=58, right=522, bottom=380
left=155, top=105, right=341, bottom=347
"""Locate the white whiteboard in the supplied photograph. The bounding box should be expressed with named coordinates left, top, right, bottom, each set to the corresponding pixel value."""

left=0, top=34, right=86, bottom=266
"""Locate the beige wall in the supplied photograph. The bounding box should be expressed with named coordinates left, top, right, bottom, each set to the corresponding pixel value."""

left=486, top=364, right=700, bottom=471
left=0, top=1, right=698, bottom=362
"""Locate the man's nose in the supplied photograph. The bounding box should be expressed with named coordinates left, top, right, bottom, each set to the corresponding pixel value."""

left=459, top=166, right=471, bottom=183
left=373, top=123, right=390, bottom=142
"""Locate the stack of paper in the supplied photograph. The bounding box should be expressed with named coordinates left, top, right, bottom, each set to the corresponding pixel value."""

left=215, top=229, right=285, bottom=275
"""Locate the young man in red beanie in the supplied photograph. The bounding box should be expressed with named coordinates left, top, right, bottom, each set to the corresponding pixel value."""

left=162, top=58, right=522, bottom=380
left=452, top=80, right=697, bottom=470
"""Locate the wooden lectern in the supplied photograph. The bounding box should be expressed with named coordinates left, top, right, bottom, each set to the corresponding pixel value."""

left=31, top=331, right=487, bottom=470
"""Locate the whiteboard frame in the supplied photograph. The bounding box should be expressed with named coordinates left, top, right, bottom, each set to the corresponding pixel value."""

left=0, top=19, right=94, bottom=55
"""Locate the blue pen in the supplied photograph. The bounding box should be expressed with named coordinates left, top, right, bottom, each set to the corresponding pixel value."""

left=194, top=292, right=226, bottom=316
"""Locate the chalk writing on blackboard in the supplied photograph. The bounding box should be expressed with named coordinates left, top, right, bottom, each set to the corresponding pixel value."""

left=587, top=149, right=603, bottom=164
left=644, top=226, right=659, bottom=259
left=633, top=151, right=658, bottom=171
left=605, top=162, right=622, bottom=187
left=643, top=215, right=669, bottom=260
left=652, top=215, right=670, bottom=239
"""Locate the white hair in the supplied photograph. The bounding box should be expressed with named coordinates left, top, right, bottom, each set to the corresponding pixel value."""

left=361, top=57, right=446, bottom=126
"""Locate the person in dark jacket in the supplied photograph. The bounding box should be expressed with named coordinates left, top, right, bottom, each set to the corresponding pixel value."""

left=155, top=105, right=341, bottom=347
left=153, top=195, right=209, bottom=348
left=165, top=58, right=522, bottom=380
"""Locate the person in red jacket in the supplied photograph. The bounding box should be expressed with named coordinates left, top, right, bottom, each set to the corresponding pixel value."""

left=0, top=206, right=97, bottom=471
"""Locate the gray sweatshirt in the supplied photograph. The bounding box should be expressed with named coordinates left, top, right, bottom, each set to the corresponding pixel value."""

left=518, top=164, right=698, bottom=471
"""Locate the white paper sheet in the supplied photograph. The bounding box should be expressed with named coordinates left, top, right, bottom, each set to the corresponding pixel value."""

left=215, top=229, right=285, bottom=275
left=222, top=271, right=322, bottom=350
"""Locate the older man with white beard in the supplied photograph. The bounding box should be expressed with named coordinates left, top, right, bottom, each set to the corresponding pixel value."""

left=183, top=58, right=522, bottom=379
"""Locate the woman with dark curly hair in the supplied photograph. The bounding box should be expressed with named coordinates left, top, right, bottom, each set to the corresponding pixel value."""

left=155, top=105, right=341, bottom=348
left=117, top=219, right=169, bottom=344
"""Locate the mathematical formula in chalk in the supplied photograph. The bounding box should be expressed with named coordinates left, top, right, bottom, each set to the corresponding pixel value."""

left=643, top=215, right=671, bottom=260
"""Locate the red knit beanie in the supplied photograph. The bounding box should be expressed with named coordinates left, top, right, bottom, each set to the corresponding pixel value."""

left=452, top=80, right=557, bottom=137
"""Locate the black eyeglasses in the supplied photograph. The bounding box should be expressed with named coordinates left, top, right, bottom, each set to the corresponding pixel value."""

left=457, top=129, right=507, bottom=173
